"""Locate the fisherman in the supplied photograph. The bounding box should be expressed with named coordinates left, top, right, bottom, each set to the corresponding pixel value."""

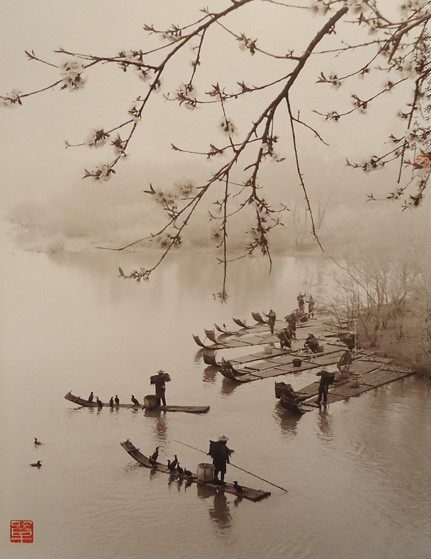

left=337, top=349, right=353, bottom=379
left=152, top=370, right=168, bottom=407
left=88, top=391, right=94, bottom=403
left=277, top=327, right=292, bottom=349
left=266, top=309, right=276, bottom=334
left=297, top=293, right=305, bottom=314
left=304, top=333, right=320, bottom=353
left=307, top=294, right=315, bottom=317
left=316, top=369, right=334, bottom=407
left=285, top=312, right=297, bottom=339
left=208, top=436, right=233, bottom=484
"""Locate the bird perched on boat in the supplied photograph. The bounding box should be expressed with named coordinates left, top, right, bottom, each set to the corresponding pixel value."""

left=184, top=468, right=192, bottom=477
left=109, top=397, right=114, bottom=408
left=170, top=454, right=178, bottom=470
left=176, top=463, right=184, bottom=475
left=131, top=395, right=140, bottom=406
left=233, top=481, right=244, bottom=494
left=30, top=461, right=42, bottom=468
left=34, top=437, right=42, bottom=445
left=114, top=395, right=120, bottom=405
left=150, top=447, right=159, bottom=463
left=88, top=391, right=94, bottom=403
left=96, top=397, right=103, bottom=408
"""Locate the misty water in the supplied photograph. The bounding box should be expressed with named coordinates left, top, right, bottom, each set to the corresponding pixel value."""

left=1, top=245, right=431, bottom=559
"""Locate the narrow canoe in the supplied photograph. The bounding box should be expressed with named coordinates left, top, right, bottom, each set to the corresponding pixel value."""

left=64, top=392, right=210, bottom=414
left=120, top=440, right=271, bottom=502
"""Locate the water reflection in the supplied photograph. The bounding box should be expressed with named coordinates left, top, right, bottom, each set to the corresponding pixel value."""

left=197, top=485, right=232, bottom=531
left=202, top=365, right=218, bottom=383
left=152, top=415, right=168, bottom=443
left=317, top=409, right=333, bottom=440
left=209, top=490, right=231, bottom=531
left=220, top=378, right=238, bottom=396
left=273, top=403, right=302, bottom=436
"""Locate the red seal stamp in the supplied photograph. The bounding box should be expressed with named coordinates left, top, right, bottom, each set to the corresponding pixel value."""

left=10, top=520, right=33, bottom=543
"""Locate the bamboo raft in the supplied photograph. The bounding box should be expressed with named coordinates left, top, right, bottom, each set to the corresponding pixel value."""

left=283, top=357, right=416, bottom=411
left=120, top=440, right=271, bottom=502
left=199, top=311, right=416, bottom=404
left=64, top=392, right=210, bottom=414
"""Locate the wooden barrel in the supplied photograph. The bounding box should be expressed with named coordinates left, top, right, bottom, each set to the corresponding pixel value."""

left=143, top=395, right=158, bottom=409
left=196, top=463, right=214, bottom=483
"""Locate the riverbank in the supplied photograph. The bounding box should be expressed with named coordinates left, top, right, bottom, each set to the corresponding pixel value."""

left=357, top=301, right=431, bottom=376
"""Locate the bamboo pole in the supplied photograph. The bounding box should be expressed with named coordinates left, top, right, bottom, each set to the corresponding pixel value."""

left=173, top=439, right=288, bottom=493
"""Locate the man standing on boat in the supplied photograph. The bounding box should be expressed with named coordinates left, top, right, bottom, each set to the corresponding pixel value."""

left=151, top=370, right=170, bottom=407
left=208, top=436, right=233, bottom=485
left=266, top=309, right=276, bottom=334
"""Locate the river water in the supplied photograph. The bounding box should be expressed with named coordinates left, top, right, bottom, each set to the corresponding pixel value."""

left=1, top=246, right=430, bottom=559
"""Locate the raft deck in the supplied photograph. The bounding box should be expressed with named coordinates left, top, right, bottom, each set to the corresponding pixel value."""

left=65, top=392, right=210, bottom=414
left=199, top=312, right=416, bottom=405
left=120, top=440, right=271, bottom=502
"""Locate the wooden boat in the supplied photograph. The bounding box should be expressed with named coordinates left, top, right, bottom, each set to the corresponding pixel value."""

left=64, top=392, right=210, bottom=414
left=202, top=352, right=219, bottom=367
left=251, top=312, right=266, bottom=324
left=204, top=329, right=219, bottom=344
left=214, top=323, right=233, bottom=335
left=274, top=382, right=314, bottom=415
left=232, top=318, right=250, bottom=329
left=120, top=439, right=271, bottom=502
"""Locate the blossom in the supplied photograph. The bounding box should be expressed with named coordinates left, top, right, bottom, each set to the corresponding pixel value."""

left=60, top=59, right=86, bottom=90
left=345, top=0, right=369, bottom=16
left=85, top=128, right=110, bottom=148
left=219, top=117, right=236, bottom=135
left=84, top=163, right=115, bottom=182
left=0, top=89, right=22, bottom=108
left=309, top=1, right=330, bottom=16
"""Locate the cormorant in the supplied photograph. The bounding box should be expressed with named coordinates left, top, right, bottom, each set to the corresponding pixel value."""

left=109, top=397, right=114, bottom=408
left=114, top=395, right=120, bottom=405
left=88, top=391, right=94, bottom=402
left=96, top=397, right=103, bottom=408
left=170, top=454, right=178, bottom=470
left=168, top=459, right=177, bottom=472
left=233, top=481, right=244, bottom=494
left=30, top=461, right=42, bottom=468
left=150, top=447, right=159, bottom=462
left=34, top=437, right=42, bottom=445
left=176, top=463, right=183, bottom=475
left=131, top=395, right=140, bottom=406
left=184, top=468, right=192, bottom=477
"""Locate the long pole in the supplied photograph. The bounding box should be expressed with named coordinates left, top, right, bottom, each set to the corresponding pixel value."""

left=173, top=439, right=288, bottom=493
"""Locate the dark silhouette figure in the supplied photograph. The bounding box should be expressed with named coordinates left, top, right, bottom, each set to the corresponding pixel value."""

left=34, top=437, right=42, bottom=446
left=96, top=397, right=103, bottom=409
left=208, top=436, right=233, bottom=484
left=151, top=370, right=168, bottom=406
left=131, top=395, right=140, bottom=406
left=114, top=395, right=120, bottom=405
left=150, top=447, right=159, bottom=462
left=266, top=310, right=276, bottom=334
left=109, top=397, right=114, bottom=408
left=233, top=481, right=244, bottom=494
left=88, top=391, right=94, bottom=403
left=30, top=461, right=42, bottom=468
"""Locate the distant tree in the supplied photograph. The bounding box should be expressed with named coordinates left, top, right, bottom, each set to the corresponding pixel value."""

left=2, top=0, right=430, bottom=298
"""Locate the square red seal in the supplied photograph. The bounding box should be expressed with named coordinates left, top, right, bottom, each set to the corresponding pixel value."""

left=10, top=520, right=34, bottom=543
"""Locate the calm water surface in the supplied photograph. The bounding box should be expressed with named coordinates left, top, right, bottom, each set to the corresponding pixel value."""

left=1, top=247, right=430, bottom=559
